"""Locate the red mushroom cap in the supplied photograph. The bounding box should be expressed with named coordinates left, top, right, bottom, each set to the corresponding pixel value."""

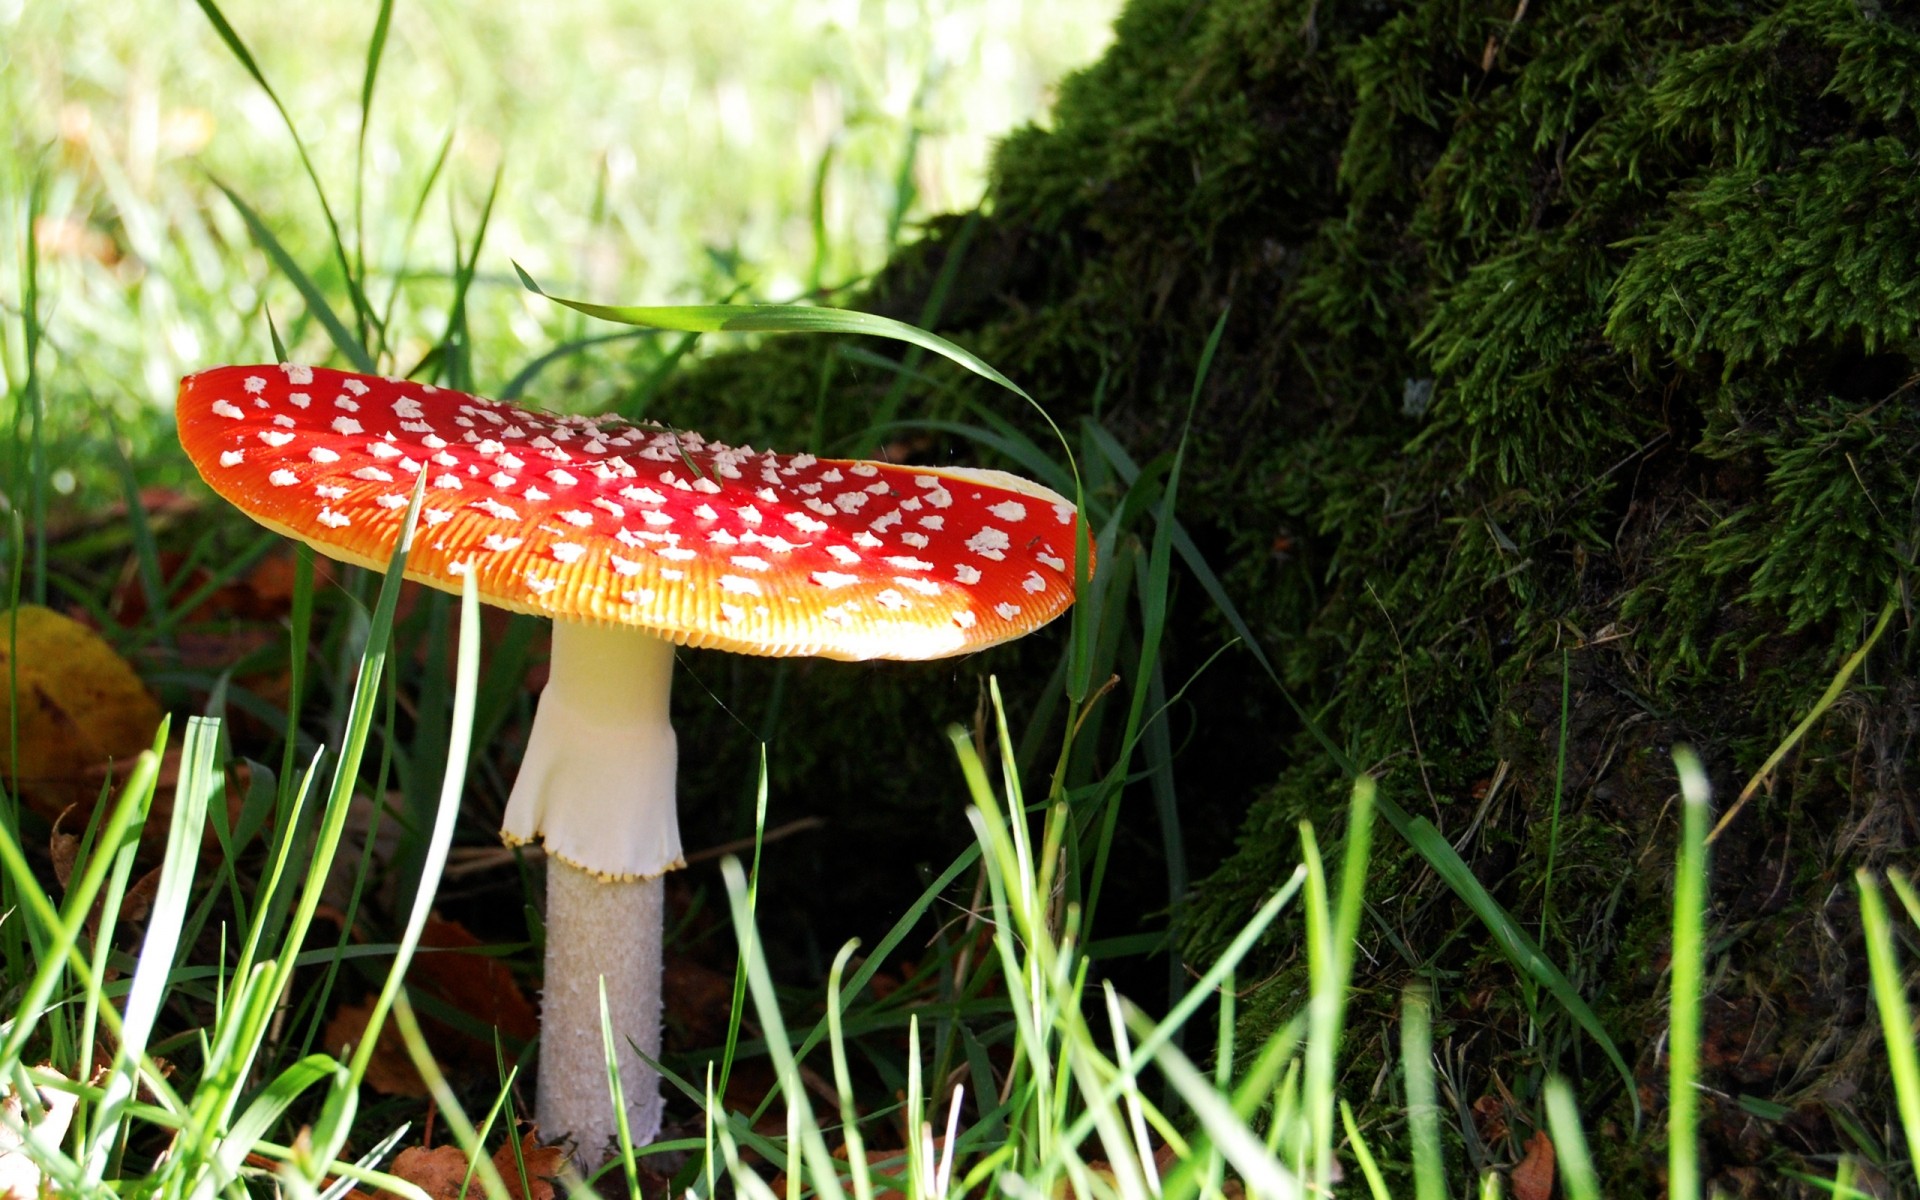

left=177, top=365, right=1087, bottom=660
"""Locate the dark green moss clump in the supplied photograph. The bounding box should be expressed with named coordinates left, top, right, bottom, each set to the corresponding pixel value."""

left=654, top=0, right=1920, bottom=1186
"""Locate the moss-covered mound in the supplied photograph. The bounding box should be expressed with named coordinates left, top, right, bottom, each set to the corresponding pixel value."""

left=653, top=0, right=1920, bottom=1185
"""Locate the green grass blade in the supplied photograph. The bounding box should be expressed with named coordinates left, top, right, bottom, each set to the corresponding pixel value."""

left=82, top=716, right=220, bottom=1178
left=212, top=179, right=377, bottom=373
left=1856, top=870, right=1920, bottom=1179
left=1543, top=1077, right=1601, bottom=1200
left=1402, top=986, right=1447, bottom=1200
left=1340, top=1100, right=1391, bottom=1200
left=1669, top=748, right=1710, bottom=1200
left=1375, top=792, right=1638, bottom=1123
left=514, top=262, right=1031, bottom=402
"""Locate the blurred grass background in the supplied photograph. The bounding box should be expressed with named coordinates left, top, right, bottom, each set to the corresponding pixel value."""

left=0, top=0, right=1117, bottom=493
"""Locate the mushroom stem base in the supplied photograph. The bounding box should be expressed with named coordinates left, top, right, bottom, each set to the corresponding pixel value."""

left=538, top=858, right=665, bottom=1162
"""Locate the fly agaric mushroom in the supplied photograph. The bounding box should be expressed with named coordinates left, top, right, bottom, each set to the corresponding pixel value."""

left=177, top=363, right=1086, bottom=1161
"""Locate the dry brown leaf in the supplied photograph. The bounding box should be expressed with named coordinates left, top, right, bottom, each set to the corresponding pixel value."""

left=321, top=918, right=539, bottom=1097
left=1509, top=1129, right=1556, bottom=1200
left=0, top=1068, right=78, bottom=1200
left=383, top=1131, right=566, bottom=1200
left=388, top=1145, right=473, bottom=1200
left=0, top=606, right=162, bottom=821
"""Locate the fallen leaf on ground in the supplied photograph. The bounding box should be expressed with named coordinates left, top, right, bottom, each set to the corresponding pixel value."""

left=0, top=605, right=162, bottom=821
left=0, top=1068, right=78, bottom=1200
left=321, top=917, right=539, bottom=1096
left=1509, top=1129, right=1555, bottom=1200
left=385, top=1131, right=566, bottom=1200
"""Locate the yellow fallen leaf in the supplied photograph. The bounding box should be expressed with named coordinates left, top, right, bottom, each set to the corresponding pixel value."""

left=0, top=606, right=161, bottom=819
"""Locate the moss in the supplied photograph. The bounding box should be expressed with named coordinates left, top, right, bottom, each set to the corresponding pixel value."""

left=653, top=0, right=1920, bottom=1182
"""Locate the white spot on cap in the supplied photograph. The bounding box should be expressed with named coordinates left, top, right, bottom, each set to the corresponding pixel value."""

left=376, top=494, right=409, bottom=509
left=786, top=513, right=829, bottom=534
left=955, top=611, right=977, bottom=629
left=343, top=377, right=370, bottom=395
left=558, top=510, right=594, bottom=527
left=811, top=571, right=859, bottom=589
left=995, top=602, right=1020, bottom=620
left=473, top=498, right=519, bottom=520
left=988, top=501, right=1028, bottom=522
left=489, top=472, right=518, bottom=489
left=433, top=474, right=464, bottom=490
left=756, top=487, right=779, bottom=503
left=526, top=574, right=557, bottom=596
left=334, top=396, right=360, bottom=412
left=393, top=396, right=424, bottom=419
left=1054, top=503, right=1075, bottom=524
left=853, top=531, right=884, bottom=549
left=871, top=511, right=903, bottom=533
left=827, top=544, right=860, bottom=565
left=353, top=466, right=394, bottom=482
left=257, top=430, right=294, bottom=448
left=482, top=534, right=523, bottom=552
left=917, top=516, right=945, bottom=530
left=270, top=469, right=298, bottom=487
left=850, top=463, right=880, bottom=477
left=498, top=452, right=525, bottom=471
left=244, top=376, right=266, bottom=393
left=622, top=486, right=667, bottom=504
left=719, top=575, right=761, bottom=596
left=833, top=491, right=870, bottom=513
left=694, top=504, right=719, bottom=521
left=331, top=416, right=364, bottom=436
left=805, top=498, right=836, bottom=517
left=368, top=442, right=403, bottom=460
left=876, top=589, right=909, bottom=611
left=955, top=564, right=982, bottom=585
left=692, top=477, right=722, bottom=494
left=289, top=392, right=312, bottom=408
left=657, top=546, right=697, bottom=561
left=1038, top=552, right=1067, bottom=571
left=737, top=505, right=764, bottom=525
left=730, top=556, right=771, bottom=572
left=610, top=554, right=644, bottom=577
left=524, top=486, right=551, bottom=501
left=966, top=527, right=1011, bottom=560
left=1022, top=572, right=1046, bottom=593
left=220, top=450, right=245, bottom=467
left=423, top=508, right=452, bottom=526
left=279, top=364, right=314, bottom=384
left=309, top=446, right=339, bottom=463
left=901, top=532, right=930, bottom=549
left=661, top=568, right=685, bottom=581
left=790, top=454, right=817, bottom=469
left=547, top=469, right=578, bottom=487
left=316, top=485, right=348, bottom=500
left=274, top=415, right=296, bottom=428
left=622, top=588, right=656, bottom=604
left=317, top=508, right=350, bottom=529
left=551, top=542, right=586, bottom=563
left=709, top=529, right=740, bottom=546
left=721, top=603, right=745, bottom=622
left=593, top=497, right=625, bottom=517
left=884, top=556, right=933, bottom=571
left=423, top=434, right=448, bottom=449
left=895, top=576, right=940, bottom=596
left=924, top=487, right=952, bottom=509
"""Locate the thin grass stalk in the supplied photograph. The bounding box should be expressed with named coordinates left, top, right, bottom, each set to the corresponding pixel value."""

left=1855, top=870, right=1920, bottom=1177
left=1669, top=748, right=1711, bottom=1199
left=1543, top=1077, right=1600, bottom=1200
left=1403, top=986, right=1446, bottom=1200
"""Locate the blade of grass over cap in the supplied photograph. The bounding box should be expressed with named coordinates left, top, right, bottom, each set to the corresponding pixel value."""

left=512, top=262, right=1030, bottom=403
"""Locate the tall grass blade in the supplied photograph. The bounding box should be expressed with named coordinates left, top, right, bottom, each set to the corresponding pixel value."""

left=1402, top=986, right=1447, bottom=1200
left=1543, top=1077, right=1600, bottom=1200
left=1856, top=869, right=1920, bottom=1181
left=1669, top=748, right=1710, bottom=1200
left=514, top=262, right=1031, bottom=402
left=212, top=180, right=377, bottom=373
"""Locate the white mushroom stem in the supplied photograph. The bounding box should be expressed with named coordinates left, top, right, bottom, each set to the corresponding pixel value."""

left=501, top=621, right=681, bottom=1162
